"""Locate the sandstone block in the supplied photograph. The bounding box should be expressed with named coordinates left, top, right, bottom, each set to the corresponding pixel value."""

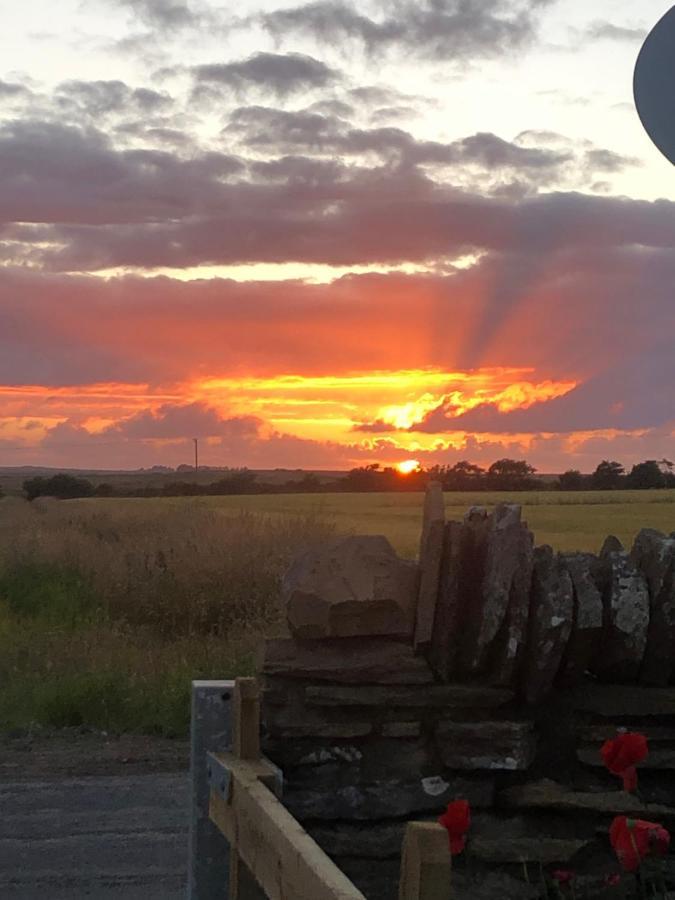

left=283, top=534, right=419, bottom=639
left=521, top=545, right=574, bottom=704
left=414, top=482, right=445, bottom=651
left=263, top=637, right=434, bottom=684
left=592, top=536, right=650, bottom=683
left=499, top=779, right=675, bottom=818
left=632, top=529, right=675, bottom=685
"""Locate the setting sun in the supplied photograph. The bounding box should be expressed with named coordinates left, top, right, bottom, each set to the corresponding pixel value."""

left=397, top=459, right=421, bottom=475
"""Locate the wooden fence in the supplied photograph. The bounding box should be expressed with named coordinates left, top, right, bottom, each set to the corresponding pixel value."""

left=188, top=677, right=452, bottom=900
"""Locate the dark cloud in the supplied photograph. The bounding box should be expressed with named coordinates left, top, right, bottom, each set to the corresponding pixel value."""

left=55, top=80, right=173, bottom=117
left=111, top=403, right=261, bottom=439
left=585, top=21, right=647, bottom=42
left=260, top=0, right=555, bottom=61
left=0, top=80, right=33, bottom=100
left=117, top=0, right=201, bottom=30
left=191, top=52, right=340, bottom=98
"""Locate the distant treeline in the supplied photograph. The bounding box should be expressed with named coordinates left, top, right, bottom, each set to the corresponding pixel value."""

left=14, top=457, right=675, bottom=501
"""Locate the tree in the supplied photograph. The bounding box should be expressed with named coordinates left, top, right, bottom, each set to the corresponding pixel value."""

left=626, top=460, right=666, bottom=490
left=558, top=469, right=587, bottom=491
left=591, top=460, right=625, bottom=491
left=23, top=473, right=94, bottom=500
left=486, top=459, right=537, bottom=491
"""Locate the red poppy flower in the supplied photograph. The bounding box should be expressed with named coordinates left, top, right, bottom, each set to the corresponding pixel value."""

left=552, top=869, right=575, bottom=885
left=438, top=799, right=471, bottom=855
left=601, top=732, right=648, bottom=792
left=609, top=816, right=670, bottom=872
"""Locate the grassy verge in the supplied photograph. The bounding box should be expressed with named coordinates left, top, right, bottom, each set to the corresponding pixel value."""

left=0, top=500, right=334, bottom=736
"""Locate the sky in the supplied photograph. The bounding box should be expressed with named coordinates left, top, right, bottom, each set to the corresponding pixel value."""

left=0, top=0, right=674, bottom=473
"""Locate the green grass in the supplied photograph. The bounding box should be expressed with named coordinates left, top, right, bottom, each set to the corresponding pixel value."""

left=0, top=489, right=673, bottom=736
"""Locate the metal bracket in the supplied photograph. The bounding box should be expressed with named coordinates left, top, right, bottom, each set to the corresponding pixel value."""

left=207, top=751, right=232, bottom=801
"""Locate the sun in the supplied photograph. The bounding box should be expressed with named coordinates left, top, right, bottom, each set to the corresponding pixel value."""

left=397, top=459, right=421, bottom=475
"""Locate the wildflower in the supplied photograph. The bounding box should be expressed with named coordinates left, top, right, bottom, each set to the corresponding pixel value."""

left=438, top=799, right=471, bottom=855
left=609, top=816, right=670, bottom=872
left=601, top=732, right=648, bottom=792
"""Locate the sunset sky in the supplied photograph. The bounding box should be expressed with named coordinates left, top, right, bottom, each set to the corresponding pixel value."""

left=1, top=0, right=674, bottom=472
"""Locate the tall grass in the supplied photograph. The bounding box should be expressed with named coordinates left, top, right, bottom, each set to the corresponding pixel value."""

left=0, top=498, right=335, bottom=735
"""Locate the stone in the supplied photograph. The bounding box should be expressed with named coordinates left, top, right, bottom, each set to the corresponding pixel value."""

left=337, top=858, right=400, bottom=900
left=381, top=722, right=421, bottom=738
left=452, top=872, right=539, bottom=900
left=460, top=505, right=527, bottom=675
left=303, top=683, right=514, bottom=709
left=558, top=553, right=603, bottom=685
left=571, top=683, right=675, bottom=717
left=578, top=746, right=675, bottom=770
left=488, top=517, right=535, bottom=687
left=435, top=720, right=536, bottom=771
left=427, top=519, right=465, bottom=681
left=264, top=710, right=373, bottom=739
left=307, top=821, right=407, bottom=859
left=631, top=529, right=675, bottom=685
left=521, top=545, right=574, bottom=704
left=499, top=779, right=675, bottom=818
left=283, top=535, right=419, bottom=639
left=591, top=537, right=650, bottom=683
left=470, top=836, right=592, bottom=864
left=263, top=638, right=434, bottom=684
left=283, top=774, right=495, bottom=821
left=414, top=482, right=445, bottom=651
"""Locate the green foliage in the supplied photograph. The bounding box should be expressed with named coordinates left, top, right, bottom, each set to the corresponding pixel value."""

left=558, top=470, right=587, bottom=491
left=0, top=562, right=98, bottom=626
left=591, top=460, right=626, bottom=491
left=626, top=460, right=667, bottom=490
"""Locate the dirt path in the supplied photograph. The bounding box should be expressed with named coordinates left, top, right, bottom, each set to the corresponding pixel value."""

left=0, top=732, right=190, bottom=899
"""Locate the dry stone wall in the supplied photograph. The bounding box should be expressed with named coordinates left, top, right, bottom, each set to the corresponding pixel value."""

left=260, top=486, right=675, bottom=899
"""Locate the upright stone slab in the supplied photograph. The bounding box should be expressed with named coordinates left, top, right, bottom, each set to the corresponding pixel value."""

left=460, top=505, right=532, bottom=677
left=522, top=546, right=574, bottom=704
left=414, top=481, right=445, bottom=652
left=427, top=519, right=464, bottom=682
left=488, top=516, right=535, bottom=687
left=632, top=529, right=675, bottom=686
left=435, top=720, right=537, bottom=771
left=283, top=534, right=419, bottom=639
left=558, top=553, right=603, bottom=685
left=592, top=536, right=650, bottom=683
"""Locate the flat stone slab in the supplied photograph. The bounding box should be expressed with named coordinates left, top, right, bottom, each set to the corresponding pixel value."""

left=283, top=534, right=419, bottom=639
left=570, top=684, right=675, bottom=717
left=578, top=746, right=675, bottom=770
left=435, top=720, right=536, bottom=771
left=303, top=683, right=514, bottom=709
left=263, top=638, right=434, bottom=684
left=499, top=779, right=675, bottom=818
left=283, top=774, right=495, bottom=821
left=470, top=837, right=592, bottom=864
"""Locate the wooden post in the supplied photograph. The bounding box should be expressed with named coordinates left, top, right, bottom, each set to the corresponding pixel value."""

left=399, top=822, right=452, bottom=900
left=233, top=677, right=261, bottom=761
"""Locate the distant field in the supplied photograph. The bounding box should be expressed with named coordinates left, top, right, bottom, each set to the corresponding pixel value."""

left=117, top=489, right=675, bottom=557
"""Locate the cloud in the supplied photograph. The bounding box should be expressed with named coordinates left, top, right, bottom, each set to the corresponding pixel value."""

left=55, top=80, right=173, bottom=118
left=417, top=342, right=675, bottom=434
left=260, top=0, right=555, bottom=61
left=585, top=21, right=647, bottom=42
left=191, top=53, right=340, bottom=99
left=116, top=0, right=202, bottom=30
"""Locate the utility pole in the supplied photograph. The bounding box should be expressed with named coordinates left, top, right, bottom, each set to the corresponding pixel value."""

left=193, top=438, right=199, bottom=471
